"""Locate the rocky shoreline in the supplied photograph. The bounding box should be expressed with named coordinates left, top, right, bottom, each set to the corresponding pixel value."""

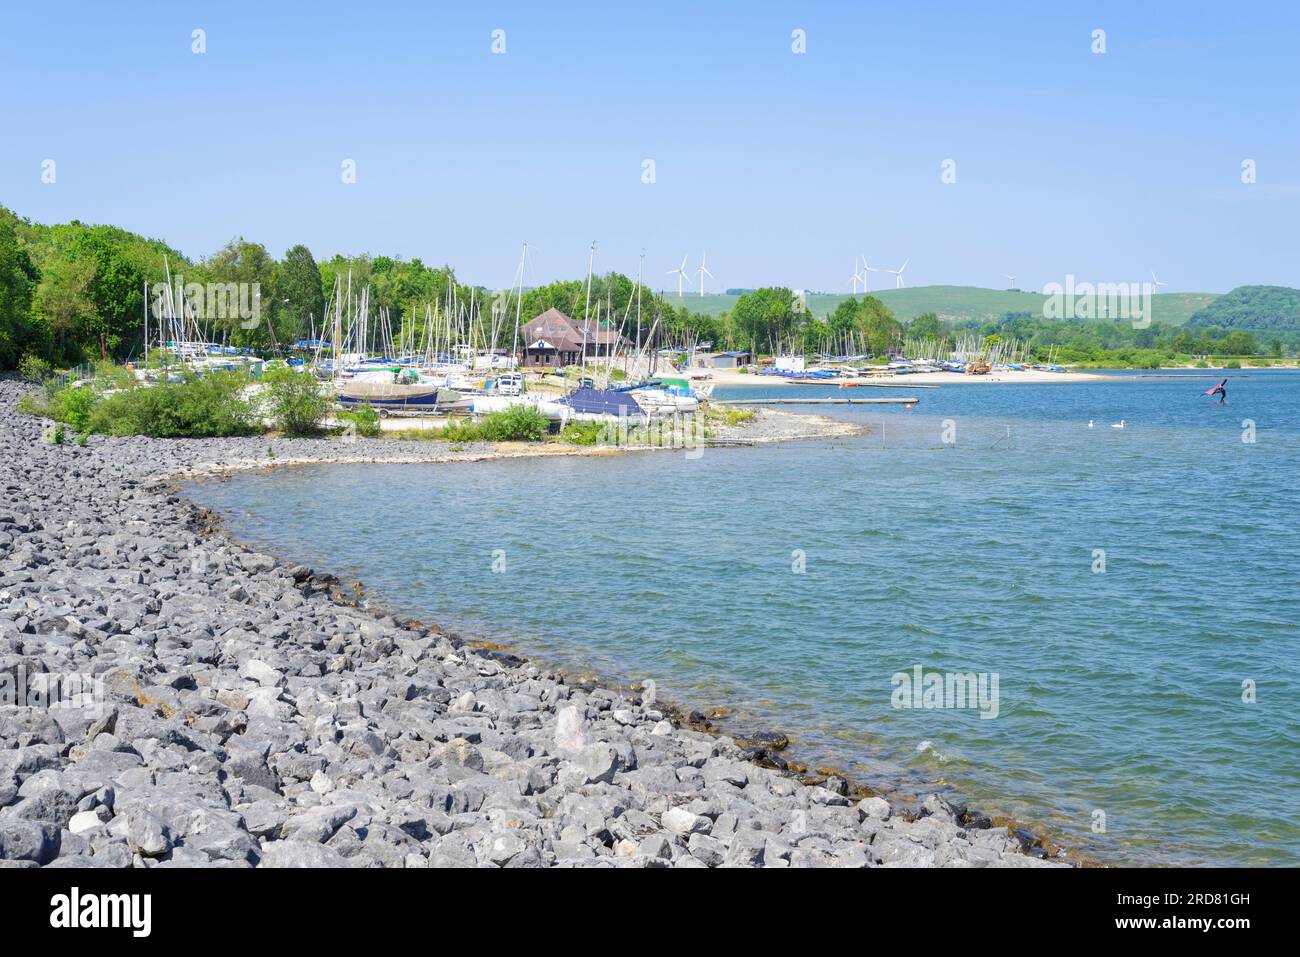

left=0, top=379, right=1065, bottom=868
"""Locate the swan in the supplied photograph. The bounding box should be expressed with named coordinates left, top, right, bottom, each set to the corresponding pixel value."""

left=1111, top=420, right=1125, bottom=429
left=1087, top=419, right=1093, bottom=428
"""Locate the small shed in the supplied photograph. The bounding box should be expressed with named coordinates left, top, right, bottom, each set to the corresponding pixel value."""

left=707, top=350, right=752, bottom=369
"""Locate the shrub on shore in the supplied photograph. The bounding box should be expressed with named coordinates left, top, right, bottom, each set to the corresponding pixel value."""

left=558, top=421, right=604, bottom=446
left=386, top=408, right=548, bottom=443
left=19, top=354, right=51, bottom=382
left=51, top=385, right=97, bottom=432
left=260, top=365, right=330, bottom=436
left=442, top=417, right=481, bottom=442
left=477, top=406, right=548, bottom=442
left=86, top=372, right=256, bottom=437
left=335, top=401, right=381, bottom=438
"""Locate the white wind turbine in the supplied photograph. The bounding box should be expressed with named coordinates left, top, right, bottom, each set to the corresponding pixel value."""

left=887, top=258, right=909, bottom=289
left=695, top=251, right=713, bottom=296
left=1005, top=273, right=1017, bottom=287
left=861, top=255, right=878, bottom=293
left=849, top=261, right=864, bottom=293
left=1150, top=268, right=1167, bottom=290
left=667, top=255, right=691, bottom=297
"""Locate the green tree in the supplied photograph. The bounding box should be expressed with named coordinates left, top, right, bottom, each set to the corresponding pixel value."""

left=857, top=296, right=902, bottom=355
left=199, top=238, right=277, bottom=350
left=907, top=311, right=946, bottom=342
left=277, top=244, right=325, bottom=342
left=729, top=287, right=804, bottom=352
left=32, top=254, right=97, bottom=359
left=1220, top=330, right=1257, bottom=355
left=0, top=217, right=40, bottom=368
left=68, top=228, right=146, bottom=358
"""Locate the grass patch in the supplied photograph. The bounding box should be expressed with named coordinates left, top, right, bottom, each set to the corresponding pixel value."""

left=702, top=406, right=755, bottom=428
left=335, top=401, right=381, bottom=438
left=558, top=421, right=605, bottom=446
left=387, top=427, right=451, bottom=441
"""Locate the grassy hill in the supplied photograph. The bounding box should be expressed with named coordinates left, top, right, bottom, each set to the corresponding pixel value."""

left=1186, top=285, right=1300, bottom=330
left=661, top=285, right=1218, bottom=327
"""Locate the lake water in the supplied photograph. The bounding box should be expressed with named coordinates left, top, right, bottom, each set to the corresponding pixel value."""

left=185, top=370, right=1300, bottom=866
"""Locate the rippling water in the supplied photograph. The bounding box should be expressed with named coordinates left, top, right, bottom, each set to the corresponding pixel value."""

left=186, top=370, right=1300, bottom=866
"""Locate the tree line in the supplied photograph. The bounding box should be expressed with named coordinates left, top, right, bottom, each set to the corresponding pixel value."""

left=2, top=203, right=1284, bottom=372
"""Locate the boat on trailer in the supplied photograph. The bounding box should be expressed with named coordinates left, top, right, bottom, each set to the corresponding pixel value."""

left=336, top=379, right=471, bottom=416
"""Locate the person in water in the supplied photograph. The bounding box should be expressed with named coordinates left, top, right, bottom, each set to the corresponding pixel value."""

left=1205, top=379, right=1227, bottom=404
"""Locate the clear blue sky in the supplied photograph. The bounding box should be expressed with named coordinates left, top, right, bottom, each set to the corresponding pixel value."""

left=2, top=1, right=1298, bottom=294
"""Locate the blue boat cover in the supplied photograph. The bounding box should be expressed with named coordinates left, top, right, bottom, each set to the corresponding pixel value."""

left=561, top=387, right=644, bottom=416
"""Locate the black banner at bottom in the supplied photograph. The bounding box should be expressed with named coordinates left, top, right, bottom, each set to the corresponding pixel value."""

left=0, top=864, right=1279, bottom=944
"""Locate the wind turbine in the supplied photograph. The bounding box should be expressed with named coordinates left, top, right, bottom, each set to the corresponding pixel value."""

left=849, top=261, right=864, bottom=293
left=887, top=258, right=909, bottom=289
left=1005, top=273, right=1017, bottom=288
left=860, top=255, right=878, bottom=293
left=1150, top=269, right=1167, bottom=290
left=667, top=255, right=690, bottom=297
left=695, top=251, right=713, bottom=297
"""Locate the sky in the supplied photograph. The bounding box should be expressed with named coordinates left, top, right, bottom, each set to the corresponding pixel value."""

left=2, top=1, right=1298, bottom=295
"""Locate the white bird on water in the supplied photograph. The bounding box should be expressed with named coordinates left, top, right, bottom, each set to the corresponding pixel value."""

left=1087, top=419, right=1094, bottom=428
left=1111, top=420, right=1126, bottom=429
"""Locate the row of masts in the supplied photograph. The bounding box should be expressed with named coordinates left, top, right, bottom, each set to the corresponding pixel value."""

left=144, top=247, right=715, bottom=376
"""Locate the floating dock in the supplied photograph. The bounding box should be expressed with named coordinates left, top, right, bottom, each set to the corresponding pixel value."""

left=789, top=379, right=941, bottom=389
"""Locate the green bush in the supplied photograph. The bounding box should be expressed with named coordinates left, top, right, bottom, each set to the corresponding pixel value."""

left=48, top=423, right=65, bottom=445
left=86, top=372, right=256, bottom=437
left=19, top=354, right=51, bottom=382
left=477, top=405, right=548, bottom=442
left=260, top=365, right=329, bottom=436
left=336, top=401, right=381, bottom=438
left=559, top=421, right=605, bottom=446
left=93, top=362, right=137, bottom=391
left=51, top=385, right=97, bottom=432
left=16, top=394, right=42, bottom=416
left=1224, top=359, right=1242, bottom=369
left=438, top=417, right=480, bottom=442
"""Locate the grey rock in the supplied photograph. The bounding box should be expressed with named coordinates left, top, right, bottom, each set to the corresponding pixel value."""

left=258, top=839, right=354, bottom=868
left=0, top=819, right=60, bottom=864
left=126, top=809, right=172, bottom=857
